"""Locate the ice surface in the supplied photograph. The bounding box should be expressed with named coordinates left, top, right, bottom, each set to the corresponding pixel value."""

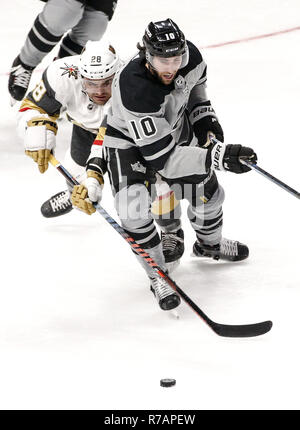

left=0, top=0, right=299, bottom=410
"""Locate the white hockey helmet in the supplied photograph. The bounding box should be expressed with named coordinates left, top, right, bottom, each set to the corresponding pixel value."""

left=79, top=40, right=120, bottom=80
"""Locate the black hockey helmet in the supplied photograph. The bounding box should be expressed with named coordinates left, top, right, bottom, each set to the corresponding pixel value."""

left=143, top=18, right=189, bottom=68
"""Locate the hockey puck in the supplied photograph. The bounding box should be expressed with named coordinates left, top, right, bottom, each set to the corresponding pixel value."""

left=160, top=378, right=176, bottom=388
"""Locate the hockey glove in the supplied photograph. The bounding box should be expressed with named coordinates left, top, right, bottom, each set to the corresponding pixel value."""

left=209, top=138, right=257, bottom=173
left=24, top=114, right=57, bottom=173
left=194, top=116, right=224, bottom=147
left=189, top=102, right=224, bottom=147
left=71, top=170, right=104, bottom=215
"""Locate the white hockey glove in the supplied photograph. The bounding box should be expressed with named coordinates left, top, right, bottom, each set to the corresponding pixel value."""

left=71, top=170, right=104, bottom=215
left=24, top=114, right=57, bottom=173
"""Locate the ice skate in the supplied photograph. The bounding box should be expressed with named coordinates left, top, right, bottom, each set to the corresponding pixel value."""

left=150, top=277, right=181, bottom=310
left=161, top=228, right=184, bottom=261
left=8, top=56, right=34, bottom=105
left=193, top=238, right=249, bottom=261
left=41, top=190, right=73, bottom=218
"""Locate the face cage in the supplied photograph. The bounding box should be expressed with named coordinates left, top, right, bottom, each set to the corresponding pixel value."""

left=145, top=43, right=189, bottom=70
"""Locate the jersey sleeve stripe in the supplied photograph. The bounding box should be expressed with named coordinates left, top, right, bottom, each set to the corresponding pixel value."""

left=141, top=137, right=176, bottom=162
left=106, top=124, right=135, bottom=144
left=138, top=134, right=173, bottom=157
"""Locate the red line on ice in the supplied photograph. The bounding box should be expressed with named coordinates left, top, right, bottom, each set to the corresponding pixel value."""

left=2, top=26, right=300, bottom=76
left=199, top=26, right=300, bottom=49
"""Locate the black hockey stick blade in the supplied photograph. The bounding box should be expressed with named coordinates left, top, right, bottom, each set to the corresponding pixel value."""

left=209, top=319, right=273, bottom=338
left=173, top=283, right=273, bottom=337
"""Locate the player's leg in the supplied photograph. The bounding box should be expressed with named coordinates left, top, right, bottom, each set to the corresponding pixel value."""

left=151, top=177, right=184, bottom=269
left=9, top=0, right=85, bottom=103
left=188, top=174, right=249, bottom=261
left=57, top=6, right=109, bottom=58
left=108, top=147, right=181, bottom=310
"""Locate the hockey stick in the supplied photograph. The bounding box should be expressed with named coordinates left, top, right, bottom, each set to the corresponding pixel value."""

left=240, top=158, right=300, bottom=199
left=49, top=154, right=272, bottom=338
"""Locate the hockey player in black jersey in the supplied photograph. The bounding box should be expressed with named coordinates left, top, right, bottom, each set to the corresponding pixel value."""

left=71, top=19, right=257, bottom=311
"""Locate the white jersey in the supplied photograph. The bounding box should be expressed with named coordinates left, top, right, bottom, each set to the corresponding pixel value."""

left=19, top=55, right=110, bottom=134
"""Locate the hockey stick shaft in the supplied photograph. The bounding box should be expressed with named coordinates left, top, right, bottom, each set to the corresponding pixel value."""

left=240, top=159, right=300, bottom=199
left=49, top=154, right=272, bottom=337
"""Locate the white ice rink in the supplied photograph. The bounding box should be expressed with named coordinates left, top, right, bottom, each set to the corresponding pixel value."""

left=0, top=0, right=299, bottom=410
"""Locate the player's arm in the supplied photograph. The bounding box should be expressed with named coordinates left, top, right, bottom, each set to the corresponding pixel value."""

left=115, top=111, right=207, bottom=183
left=188, top=83, right=224, bottom=147
left=188, top=80, right=224, bottom=149
left=126, top=113, right=209, bottom=177
left=186, top=42, right=224, bottom=146
left=71, top=126, right=107, bottom=215
left=17, top=67, right=63, bottom=173
left=128, top=115, right=256, bottom=178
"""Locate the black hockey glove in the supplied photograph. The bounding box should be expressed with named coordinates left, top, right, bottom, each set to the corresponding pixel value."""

left=193, top=115, right=224, bottom=147
left=223, top=144, right=257, bottom=173
left=208, top=138, right=257, bottom=173
left=189, top=102, right=224, bottom=147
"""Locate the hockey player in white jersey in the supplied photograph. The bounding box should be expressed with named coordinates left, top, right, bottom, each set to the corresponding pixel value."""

left=18, top=39, right=121, bottom=216
left=71, top=19, right=257, bottom=311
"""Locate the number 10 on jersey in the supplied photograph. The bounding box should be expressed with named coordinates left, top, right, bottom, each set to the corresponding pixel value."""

left=130, top=116, right=157, bottom=140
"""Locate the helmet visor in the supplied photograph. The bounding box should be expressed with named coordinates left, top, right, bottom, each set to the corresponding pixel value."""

left=81, top=76, right=114, bottom=91
left=146, top=42, right=189, bottom=69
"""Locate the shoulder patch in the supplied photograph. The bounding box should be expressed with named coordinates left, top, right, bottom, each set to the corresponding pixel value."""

left=59, top=62, right=79, bottom=79
left=25, top=68, right=62, bottom=116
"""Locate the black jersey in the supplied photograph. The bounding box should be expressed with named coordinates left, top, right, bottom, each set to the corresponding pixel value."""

left=104, top=41, right=214, bottom=179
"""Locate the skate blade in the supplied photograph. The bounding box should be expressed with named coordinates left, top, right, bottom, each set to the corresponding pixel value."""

left=169, top=309, right=180, bottom=319
left=165, top=260, right=180, bottom=273
left=10, top=96, right=17, bottom=107
left=190, top=251, right=207, bottom=258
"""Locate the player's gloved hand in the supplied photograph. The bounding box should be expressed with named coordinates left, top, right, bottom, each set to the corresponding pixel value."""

left=209, top=138, right=257, bottom=173
left=24, top=114, right=57, bottom=173
left=190, top=102, right=224, bottom=147
left=194, top=117, right=224, bottom=147
left=71, top=170, right=104, bottom=215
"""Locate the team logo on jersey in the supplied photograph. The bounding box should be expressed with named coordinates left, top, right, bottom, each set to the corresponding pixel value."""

left=174, top=76, right=184, bottom=88
left=60, top=63, right=79, bottom=79
left=174, top=76, right=189, bottom=94
left=131, top=161, right=147, bottom=174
